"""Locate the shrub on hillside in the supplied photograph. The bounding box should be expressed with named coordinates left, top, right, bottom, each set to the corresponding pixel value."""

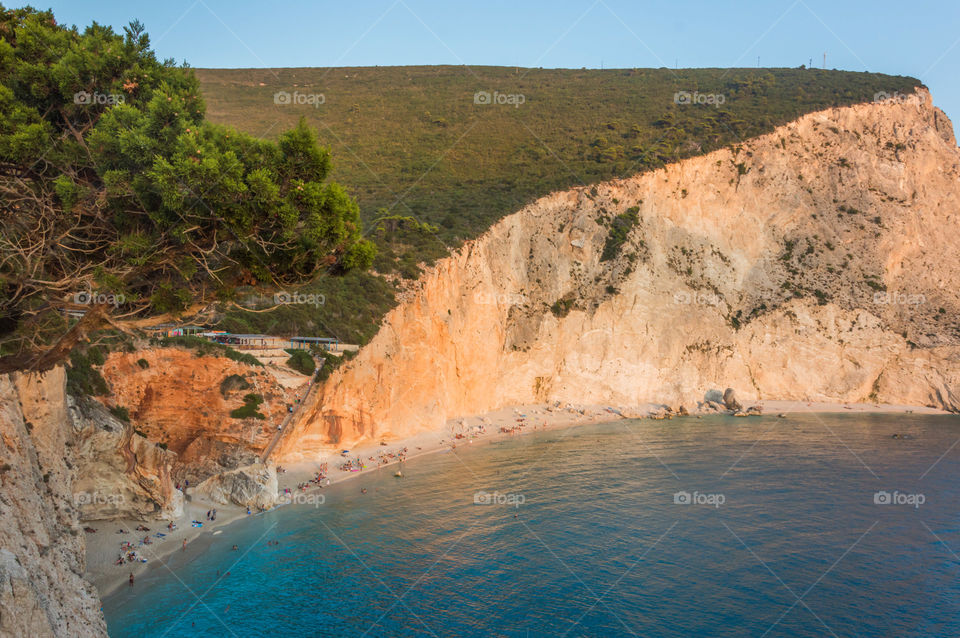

left=600, top=207, right=640, bottom=262
left=219, top=374, right=252, bottom=396
left=230, top=393, right=266, bottom=420
left=284, top=349, right=316, bottom=376
left=65, top=349, right=110, bottom=397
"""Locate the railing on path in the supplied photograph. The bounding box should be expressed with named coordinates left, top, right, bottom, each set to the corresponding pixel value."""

left=260, top=369, right=320, bottom=463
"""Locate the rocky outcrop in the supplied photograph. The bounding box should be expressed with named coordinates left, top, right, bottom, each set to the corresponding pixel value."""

left=722, top=388, right=742, bottom=412
left=100, top=347, right=295, bottom=457
left=0, top=368, right=107, bottom=637
left=70, top=397, right=182, bottom=521
left=278, top=88, right=960, bottom=459
left=175, top=437, right=261, bottom=487
left=192, top=463, right=278, bottom=509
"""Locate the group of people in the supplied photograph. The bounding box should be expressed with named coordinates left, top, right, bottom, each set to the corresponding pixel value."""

left=337, top=447, right=410, bottom=474
left=205, top=508, right=218, bottom=521
left=116, top=551, right=145, bottom=565
left=294, top=465, right=330, bottom=491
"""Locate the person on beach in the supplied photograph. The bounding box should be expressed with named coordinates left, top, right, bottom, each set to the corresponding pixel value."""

left=129, top=573, right=134, bottom=585
left=182, top=539, right=186, bottom=551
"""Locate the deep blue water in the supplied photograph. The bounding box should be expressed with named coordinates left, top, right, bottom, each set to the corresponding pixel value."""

left=103, top=413, right=960, bottom=637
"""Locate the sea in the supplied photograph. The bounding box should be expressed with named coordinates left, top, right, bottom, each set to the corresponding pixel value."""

left=103, top=413, right=960, bottom=637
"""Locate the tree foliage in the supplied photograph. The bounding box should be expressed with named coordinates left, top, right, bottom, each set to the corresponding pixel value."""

left=0, top=5, right=374, bottom=368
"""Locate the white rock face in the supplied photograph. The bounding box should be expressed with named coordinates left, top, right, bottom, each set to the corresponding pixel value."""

left=0, top=369, right=108, bottom=637
left=279, top=89, right=960, bottom=458
left=70, top=397, right=183, bottom=521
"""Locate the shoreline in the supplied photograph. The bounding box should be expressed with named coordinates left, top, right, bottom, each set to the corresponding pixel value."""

left=86, top=399, right=953, bottom=598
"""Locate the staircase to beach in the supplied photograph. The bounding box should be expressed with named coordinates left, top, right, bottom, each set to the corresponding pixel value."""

left=260, top=370, right=319, bottom=463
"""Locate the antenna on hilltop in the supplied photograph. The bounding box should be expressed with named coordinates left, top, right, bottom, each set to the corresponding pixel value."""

left=757, top=55, right=760, bottom=68
left=822, top=52, right=826, bottom=69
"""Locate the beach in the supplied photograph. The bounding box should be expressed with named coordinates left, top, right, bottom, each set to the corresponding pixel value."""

left=85, top=399, right=952, bottom=597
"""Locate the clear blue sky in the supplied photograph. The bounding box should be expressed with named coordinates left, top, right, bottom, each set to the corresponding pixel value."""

left=14, top=0, right=960, bottom=120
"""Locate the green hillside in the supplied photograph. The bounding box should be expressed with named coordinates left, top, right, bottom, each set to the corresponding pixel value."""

left=196, top=66, right=921, bottom=342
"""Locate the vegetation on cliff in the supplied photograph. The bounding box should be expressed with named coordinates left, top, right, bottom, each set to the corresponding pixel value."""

left=199, top=65, right=921, bottom=342
left=197, top=65, right=921, bottom=258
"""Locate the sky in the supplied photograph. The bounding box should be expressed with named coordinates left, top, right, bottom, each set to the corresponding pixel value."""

left=12, top=0, right=960, bottom=120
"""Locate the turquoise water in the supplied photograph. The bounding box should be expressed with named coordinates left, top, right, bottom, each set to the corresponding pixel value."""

left=103, top=414, right=960, bottom=637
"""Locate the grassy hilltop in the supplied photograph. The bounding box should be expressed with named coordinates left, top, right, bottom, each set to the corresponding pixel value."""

left=195, top=66, right=921, bottom=341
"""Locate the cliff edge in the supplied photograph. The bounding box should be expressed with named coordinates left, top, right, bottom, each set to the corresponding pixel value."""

left=279, top=88, right=960, bottom=458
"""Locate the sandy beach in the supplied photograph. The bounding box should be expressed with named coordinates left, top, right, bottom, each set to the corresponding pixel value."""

left=85, top=399, right=953, bottom=597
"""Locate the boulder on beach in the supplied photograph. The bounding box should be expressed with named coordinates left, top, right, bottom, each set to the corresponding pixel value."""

left=723, top=388, right=743, bottom=412
left=193, top=463, right=278, bottom=509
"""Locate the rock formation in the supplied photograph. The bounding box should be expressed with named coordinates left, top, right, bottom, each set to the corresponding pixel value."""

left=0, top=368, right=107, bottom=637
left=192, top=463, right=278, bottom=509
left=722, top=388, right=743, bottom=412
left=278, top=88, right=960, bottom=459
left=70, top=397, right=182, bottom=521
left=101, top=347, right=297, bottom=482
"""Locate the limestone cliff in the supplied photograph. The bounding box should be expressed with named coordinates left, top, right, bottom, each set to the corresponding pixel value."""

left=70, top=397, right=183, bottom=521
left=278, top=88, right=960, bottom=458
left=0, top=368, right=107, bottom=637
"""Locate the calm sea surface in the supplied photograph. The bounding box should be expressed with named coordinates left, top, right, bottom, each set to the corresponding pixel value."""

left=103, top=413, right=960, bottom=637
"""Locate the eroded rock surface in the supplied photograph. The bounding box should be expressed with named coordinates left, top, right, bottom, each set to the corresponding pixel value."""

left=0, top=369, right=107, bottom=637
left=280, top=89, right=960, bottom=458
